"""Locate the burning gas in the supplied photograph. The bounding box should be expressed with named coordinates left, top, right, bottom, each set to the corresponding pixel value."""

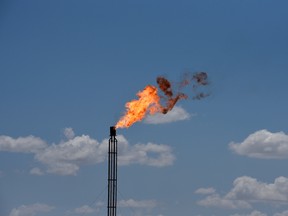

left=115, top=72, right=209, bottom=129
left=115, top=85, right=161, bottom=128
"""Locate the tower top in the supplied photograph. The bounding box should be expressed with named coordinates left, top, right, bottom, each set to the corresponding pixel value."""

left=110, top=126, right=116, bottom=137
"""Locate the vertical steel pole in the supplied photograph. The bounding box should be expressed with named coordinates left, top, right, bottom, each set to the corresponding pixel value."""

left=108, top=126, right=117, bottom=216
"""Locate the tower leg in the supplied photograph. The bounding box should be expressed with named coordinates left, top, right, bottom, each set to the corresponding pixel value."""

left=108, top=127, right=117, bottom=216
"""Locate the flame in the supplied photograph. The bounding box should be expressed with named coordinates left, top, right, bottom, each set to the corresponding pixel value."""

left=115, top=72, right=209, bottom=129
left=115, top=85, right=161, bottom=128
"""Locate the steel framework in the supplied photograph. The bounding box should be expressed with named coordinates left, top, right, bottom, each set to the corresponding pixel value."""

left=107, top=126, right=117, bottom=216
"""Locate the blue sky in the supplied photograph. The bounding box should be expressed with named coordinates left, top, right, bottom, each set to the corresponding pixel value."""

left=0, top=1, right=288, bottom=216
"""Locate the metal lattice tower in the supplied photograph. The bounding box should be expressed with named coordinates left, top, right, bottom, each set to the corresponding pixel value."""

left=107, top=126, right=117, bottom=216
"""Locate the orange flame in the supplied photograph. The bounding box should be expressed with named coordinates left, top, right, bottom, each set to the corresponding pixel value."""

left=115, top=85, right=161, bottom=128
left=115, top=72, right=209, bottom=129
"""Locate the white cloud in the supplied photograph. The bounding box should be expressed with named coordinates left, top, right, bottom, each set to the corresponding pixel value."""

left=29, top=167, right=44, bottom=176
left=68, top=203, right=105, bottom=215
left=64, top=127, right=75, bottom=140
left=117, top=136, right=175, bottom=167
left=35, top=134, right=174, bottom=175
left=226, top=176, right=288, bottom=202
left=74, top=205, right=95, bottom=214
left=144, top=106, right=191, bottom=124
left=9, top=203, right=54, bottom=216
left=0, top=135, right=47, bottom=153
left=71, top=200, right=157, bottom=216
left=118, top=199, right=158, bottom=208
left=230, top=210, right=267, bottom=216
left=197, top=176, right=288, bottom=210
left=195, top=187, right=216, bottom=195
left=0, top=129, right=175, bottom=175
left=229, top=129, right=288, bottom=159
left=35, top=134, right=106, bottom=175
left=197, top=194, right=251, bottom=209
left=274, top=210, right=288, bottom=216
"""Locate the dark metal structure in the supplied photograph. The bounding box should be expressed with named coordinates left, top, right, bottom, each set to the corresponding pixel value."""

left=107, top=126, right=117, bottom=216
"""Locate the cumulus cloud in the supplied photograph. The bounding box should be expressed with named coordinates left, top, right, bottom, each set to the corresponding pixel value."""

left=29, top=167, right=44, bottom=176
left=35, top=134, right=174, bottom=175
left=0, top=129, right=175, bottom=175
left=118, top=199, right=158, bottom=208
left=197, top=194, right=251, bottom=209
left=0, top=135, right=47, bottom=153
left=144, top=106, right=191, bottom=124
left=9, top=203, right=54, bottom=216
left=196, top=176, right=288, bottom=209
left=74, top=205, right=95, bottom=214
left=69, top=202, right=105, bottom=215
left=231, top=210, right=288, bottom=216
left=117, top=135, right=175, bottom=167
left=226, top=176, right=288, bottom=203
left=195, top=187, right=216, bottom=195
left=230, top=210, right=267, bottom=216
left=64, top=127, right=75, bottom=140
left=34, top=134, right=106, bottom=175
left=274, top=210, right=288, bottom=216
left=229, top=129, right=288, bottom=159
left=70, top=199, right=158, bottom=216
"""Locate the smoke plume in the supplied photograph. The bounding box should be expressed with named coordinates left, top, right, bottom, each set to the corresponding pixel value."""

left=157, top=72, right=209, bottom=113
left=115, top=72, right=209, bottom=128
